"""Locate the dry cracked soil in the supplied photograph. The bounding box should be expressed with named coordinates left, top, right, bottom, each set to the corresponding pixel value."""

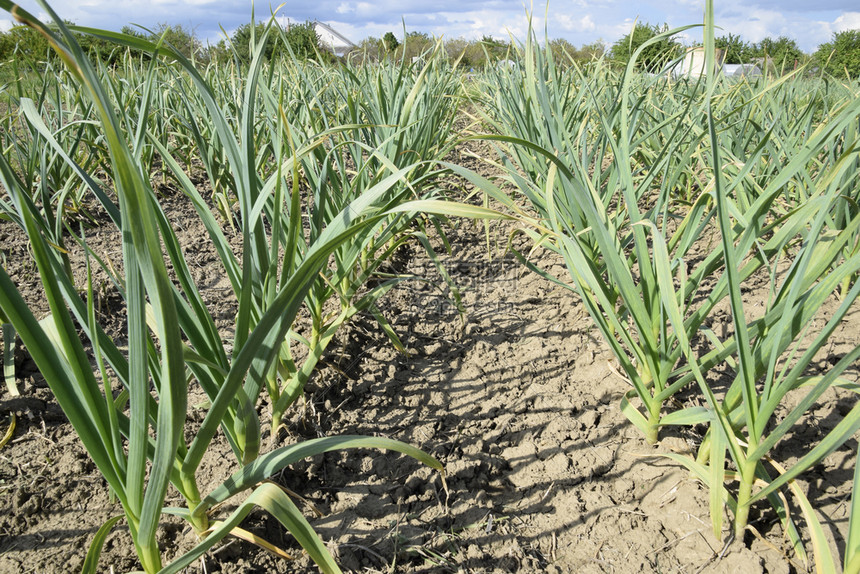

left=0, top=144, right=858, bottom=573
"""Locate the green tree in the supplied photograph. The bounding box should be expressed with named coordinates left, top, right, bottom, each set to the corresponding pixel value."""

left=152, top=23, right=205, bottom=62
left=814, top=29, right=860, bottom=78
left=207, top=38, right=232, bottom=65
left=481, top=35, right=510, bottom=62
left=0, top=19, right=111, bottom=66
left=610, top=22, right=680, bottom=71
left=350, top=36, right=381, bottom=63
left=120, top=25, right=148, bottom=39
left=548, top=38, right=577, bottom=67
left=456, top=36, right=510, bottom=70
left=398, top=31, right=433, bottom=62
left=444, top=36, right=470, bottom=67
left=284, top=21, right=322, bottom=60
left=383, top=31, right=399, bottom=53
left=716, top=33, right=753, bottom=64
left=77, top=34, right=118, bottom=64
left=461, top=40, right=487, bottom=69
left=229, top=21, right=326, bottom=64
left=0, top=23, right=52, bottom=62
left=752, top=35, right=805, bottom=72
left=547, top=39, right=606, bottom=69
left=579, top=40, right=606, bottom=61
left=231, top=22, right=278, bottom=63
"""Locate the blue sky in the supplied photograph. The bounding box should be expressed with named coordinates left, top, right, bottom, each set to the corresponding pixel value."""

left=1, top=0, right=858, bottom=53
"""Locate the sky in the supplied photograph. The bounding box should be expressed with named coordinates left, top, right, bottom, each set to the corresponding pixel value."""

left=0, top=0, right=858, bottom=53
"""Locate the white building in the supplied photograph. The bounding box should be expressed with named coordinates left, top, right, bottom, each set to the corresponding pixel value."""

left=675, top=47, right=761, bottom=78
left=723, top=63, right=763, bottom=77
left=677, top=47, right=725, bottom=77
left=313, top=22, right=356, bottom=57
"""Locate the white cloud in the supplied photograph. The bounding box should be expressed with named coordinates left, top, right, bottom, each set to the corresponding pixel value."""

left=723, top=10, right=788, bottom=43
left=150, top=0, right=217, bottom=5
left=710, top=5, right=854, bottom=51
left=322, top=20, right=391, bottom=43
left=675, top=32, right=694, bottom=45
left=832, top=11, right=860, bottom=32
left=581, top=15, right=596, bottom=31
left=354, top=3, right=374, bottom=17
left=608, top=18, right=637, bottom=41
left=557, top=14, right=595, bottom=32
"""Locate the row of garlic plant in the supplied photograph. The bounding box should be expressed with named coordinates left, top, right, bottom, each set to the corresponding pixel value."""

left=474, top=9, right=860, bottom=570
left=8, top=1, right=859, bottom=571
left=0, top=3, right=470, bottom=572
left=0, top=46, right=119, bottom=400
left=149, top=27, right=465, bottom=438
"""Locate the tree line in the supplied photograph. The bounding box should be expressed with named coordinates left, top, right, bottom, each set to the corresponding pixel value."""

left=0, top=20, right=336, bottom=67
left=610, top=22, right=860, bottom=78
left=350, top=31, right=605, bottom=70
left=0, top=18, right=858, bottom=78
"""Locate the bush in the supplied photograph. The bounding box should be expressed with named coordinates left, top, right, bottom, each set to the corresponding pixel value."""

left=0, top=24, right=53, bottom=63
left=610, top=22, right=680, bottom=72
left=229, top=21, right=330, bottom=65
left=814, top=28, right=860, bottom=79
left=548, top=38, right=606, bottom=68
left=716, top=34, right=754, bottom=64
left=753, top=35, right=805, bottom=73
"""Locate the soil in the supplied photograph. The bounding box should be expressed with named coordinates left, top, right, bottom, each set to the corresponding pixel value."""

left=0, top=144, right=858, bottom=574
